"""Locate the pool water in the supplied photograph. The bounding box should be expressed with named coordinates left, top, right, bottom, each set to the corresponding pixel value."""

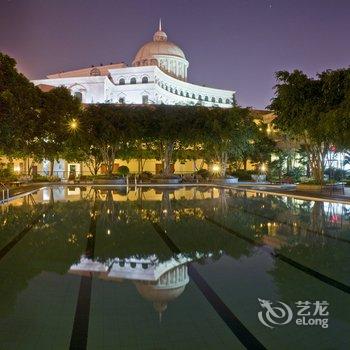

left=0, top=186, right=349, bottom=349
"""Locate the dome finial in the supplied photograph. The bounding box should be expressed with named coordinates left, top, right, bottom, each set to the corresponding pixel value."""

left=153, top=19, right=167, bottom=42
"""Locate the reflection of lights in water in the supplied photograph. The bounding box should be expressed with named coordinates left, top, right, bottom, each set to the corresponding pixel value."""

left=68, top=234, right=77, bottom=244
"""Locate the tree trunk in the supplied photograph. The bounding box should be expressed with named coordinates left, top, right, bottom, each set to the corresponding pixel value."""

left=49, top=159, right=54, bottom=176
left=243, top=158, right=248, bottom=171
left=308, top=144, right=327, bottom=184
left=220, top=151, right=228, bottom=177
left=163, top=142, right=174, bottom=176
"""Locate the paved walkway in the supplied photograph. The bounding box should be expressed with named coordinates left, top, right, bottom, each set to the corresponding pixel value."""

left=237, top=184, right=350, bottom=204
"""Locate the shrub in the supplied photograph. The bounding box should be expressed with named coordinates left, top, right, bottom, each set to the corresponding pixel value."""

left=229, top=169, right=255, bottom=181
left=324, top=168, right=348, bottom=181
left=153, top=174, right=180, bottom=179
left=284, top=167, right=305, bottom=183
left=117, top=165, right=130, bottom=177
left=0, top=168, right=17, bottom=181
left=196, top=168, right=210, bottom=179
left=140, top=171, right=153, bottom=180
left=32, top=174, right=60, bottom=183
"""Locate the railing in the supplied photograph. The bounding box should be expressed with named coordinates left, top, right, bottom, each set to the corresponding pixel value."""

left=0, top=183, right=10, bottom=203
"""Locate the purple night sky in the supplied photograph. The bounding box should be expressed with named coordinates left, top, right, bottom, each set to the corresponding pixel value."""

left=1, top=0, right=349, bottom=109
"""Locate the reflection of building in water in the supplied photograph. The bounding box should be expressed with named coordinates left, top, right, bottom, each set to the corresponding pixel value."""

left=69, top=255, right=190, bottom=320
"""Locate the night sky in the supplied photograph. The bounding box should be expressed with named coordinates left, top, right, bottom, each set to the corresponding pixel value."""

left=1, top=0, right=349, bottom=109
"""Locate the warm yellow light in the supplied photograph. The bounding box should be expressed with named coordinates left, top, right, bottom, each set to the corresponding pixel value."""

left=212, top=164, right=221, bottom=173
left=69, top=118, right=79, bottom=131
left=260, top=164, right=267, bottom=172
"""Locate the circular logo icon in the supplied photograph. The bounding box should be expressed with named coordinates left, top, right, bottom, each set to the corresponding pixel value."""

left=258, top=298, right=293, bottom=328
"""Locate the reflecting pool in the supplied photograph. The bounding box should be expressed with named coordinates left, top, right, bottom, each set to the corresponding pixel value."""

left=0, top=186, right=349, bottom=349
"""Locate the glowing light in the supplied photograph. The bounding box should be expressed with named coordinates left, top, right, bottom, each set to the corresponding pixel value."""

left=107, top=229, right=111, bottom=235
left=212, top=164, right=221, bottom=173
left=69, top=118, right=79, bottom=131
left=260, top=164, right=267, bottom=172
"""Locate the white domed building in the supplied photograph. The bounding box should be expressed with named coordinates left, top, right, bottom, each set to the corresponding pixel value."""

left=28, top=21, right=236, bottom=176
left=32, top=20, right=235, bottom=107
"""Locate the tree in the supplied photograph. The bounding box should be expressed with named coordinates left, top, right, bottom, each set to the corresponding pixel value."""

left=0, top=52, right=41, bottom=171
left=268, top=69, right=350, bottom=184
left=239, top=121, right=276, bottom=170
left=201, top=107, right=255, bottom=176
left=83, top=105, right=133, bottom=176
left=39, top=87, right=81, bottom=175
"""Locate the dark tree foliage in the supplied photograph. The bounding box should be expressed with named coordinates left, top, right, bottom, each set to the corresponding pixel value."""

left=269, top=69, right=350, bottom=184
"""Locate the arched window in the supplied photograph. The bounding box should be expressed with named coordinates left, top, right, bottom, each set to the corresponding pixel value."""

left=119, top=97, right=125, bottom=104
left=226, top=98, right=230, bottom=104
left=192, top=93, right=196, bottom=99
left=119, top=78, right=125, bottom=85
left=175, top=89, right=178, bottom=95
left=74, top=92, right=83, bottom=101
left=142, top=76, right=149, bottom=83
left=130, top=77, right=136, bottom=84
left=204, top=96, right=209, bottom=101
left=211, top=97, right=216, bottom=103
left=142, top=95, right=148, bottom=104
left=180, top=91, right=183, bottom=96
left=186, top=92, right=190, bottom=98
left=198, top=95, right=202, bottom=101
left=170, top=87, right=173, bottom=93
left=218, top=98, right=223, bottom=103
left=165, top=85, right=168, bottom=91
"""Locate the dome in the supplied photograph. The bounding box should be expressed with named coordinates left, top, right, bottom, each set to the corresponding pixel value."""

left=132, top=20, right=189, bottom=81
left=134, top=40, right=186, bottom=62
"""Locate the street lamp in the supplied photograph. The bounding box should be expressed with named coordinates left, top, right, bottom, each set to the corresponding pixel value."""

left=212, top=164, right=221, bottom=173
left=69, top=118, right=79, bottom=131
left=260, top=163, right=267, bottom=173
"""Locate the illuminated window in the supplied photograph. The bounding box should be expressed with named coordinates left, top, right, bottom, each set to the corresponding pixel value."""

left=130, top=77, right=136, bottom=84
left=119, top=78, right=125, bottom=85
left=142, top=76, right=149, bottom=83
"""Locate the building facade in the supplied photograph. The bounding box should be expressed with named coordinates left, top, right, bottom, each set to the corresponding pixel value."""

left=33, top=21, right=235, bottom=109
left=12, top=21, right=236, bottom=177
